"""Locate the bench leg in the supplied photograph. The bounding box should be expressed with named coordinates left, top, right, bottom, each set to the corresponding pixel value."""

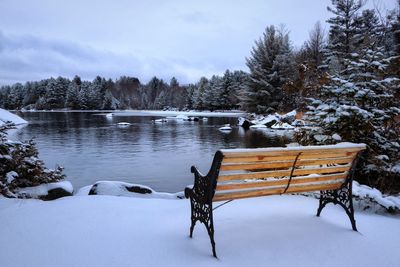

left=317, top=181, right=357, bottom=231
left=188, top=196, right=218, bottom=257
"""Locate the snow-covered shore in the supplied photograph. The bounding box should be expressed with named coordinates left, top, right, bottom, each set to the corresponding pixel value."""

left=0, top=108, right=27, bottom=126
left=19, top=109, right=246, bottom=117
left=0, top=194, right=399, bottom=267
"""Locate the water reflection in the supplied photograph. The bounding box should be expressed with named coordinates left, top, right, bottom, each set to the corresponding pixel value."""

left=15, top=112, right=292, bottom=192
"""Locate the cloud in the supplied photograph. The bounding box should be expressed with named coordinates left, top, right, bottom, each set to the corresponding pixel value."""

left=0, top=31, right=230, bottom=85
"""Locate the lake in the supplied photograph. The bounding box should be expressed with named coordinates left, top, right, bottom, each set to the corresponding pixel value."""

left=13, top=111, right=293, bottom=192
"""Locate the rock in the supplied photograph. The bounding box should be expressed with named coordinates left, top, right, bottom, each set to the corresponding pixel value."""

left=88, top=184, right=99, bottom=195
left=238, top=117, right=252, bottom=129
left=89, top=181, right=154, bottom=195
left=15, top=181, right=74, bottom=200
left=40, top=187, right=73, bottom=201
left=126, top=185, right=152, bottom=194
left=264, top=119, right=278, bottom=127
left=250, top=124, right=267, bottom=129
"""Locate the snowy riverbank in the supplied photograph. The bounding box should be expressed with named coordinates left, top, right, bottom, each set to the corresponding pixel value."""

left=0, top=108, right=27, bottom=126
left=0, top=194, right=399, bottom=267
left=19, top=109, right=246, bottom=117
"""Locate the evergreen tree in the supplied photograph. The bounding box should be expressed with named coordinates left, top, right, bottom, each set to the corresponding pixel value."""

left=44, top=77, right=69, bottom=109
left=242, top=25, right=293, bottom=113
left=78, top=81, right=92, bottom=110
left=65, top=76, right=81, bottom=109
left=325, top=0, right=365, bottom=74
left=102, top=90, right=114, bottom=110
left=8, top=83, right=25, bottom=109
left=218, top=70, right=234, bottom=110
left=298, top=4, right=400, bottom=193
left=0, top=123, right=64, bottom=197
left=193, top=77, right=208, bottom=110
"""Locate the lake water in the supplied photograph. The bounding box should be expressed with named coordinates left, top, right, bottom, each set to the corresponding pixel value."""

left=13, top=112, right=293, bottom=192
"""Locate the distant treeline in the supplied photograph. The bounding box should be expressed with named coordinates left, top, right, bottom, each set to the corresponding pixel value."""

left=0, top=70, right=248, bottom=111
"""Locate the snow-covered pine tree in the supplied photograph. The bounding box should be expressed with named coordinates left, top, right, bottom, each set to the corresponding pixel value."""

left=193, top=77, right=208, bottom=110
left=0, top=123, right=64, bottom=197
left=325, top=0, right=365, bottom=75
left=102, top=90, right=115, bottom=110
left=202, top=75, right=220, bottom=111
left=216, top=70, right=234, bottom=110
left=44, top=77, right=69, bottom=109
left=229, top=70, right=248, bottom=109
left=242, top=25, right=293, bottom=114
left=65, top=75, right=81, bottom=110
left=298, top=6, right=400, bottom=193
left=8, top=83, right=25, bottom=110
left=78, top=81, right=92, bottom=110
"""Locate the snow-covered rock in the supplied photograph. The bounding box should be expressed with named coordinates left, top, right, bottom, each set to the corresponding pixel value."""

left=117, top=122, right=131, bottom=126
left=0, top=108, right=28, bottom=126
left=154, top=118, right=168, bottom=123
left=15, top=181, right=73, bottom=200
left=219, top=124, right=233, bottom=131
left=271, top=122, right=295, bottom=130
left=291, top=119, right=306, bottom=127
left=168, top=114, right=190, bottom=121
left=238, top=117, right=253, bottom=129
left=250, top=124, right=267, bottom=129
left=86, top=181, right=183, bottom=199
left=251, top=114, right=280, bottom=127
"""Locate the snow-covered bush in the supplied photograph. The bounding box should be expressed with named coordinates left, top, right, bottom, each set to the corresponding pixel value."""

left=0, top=123, right=65, bottom=197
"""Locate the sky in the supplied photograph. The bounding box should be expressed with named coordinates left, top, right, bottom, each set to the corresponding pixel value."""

left=0, top=0, right=397, bottom=85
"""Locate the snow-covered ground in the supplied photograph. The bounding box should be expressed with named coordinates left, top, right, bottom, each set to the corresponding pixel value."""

left=0, top=108, right=27, bottom=126
left=0, top=194, right=399, bottom=267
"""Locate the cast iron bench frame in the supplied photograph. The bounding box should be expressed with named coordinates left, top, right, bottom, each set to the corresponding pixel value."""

left=184, top=143, right=366, bottom=257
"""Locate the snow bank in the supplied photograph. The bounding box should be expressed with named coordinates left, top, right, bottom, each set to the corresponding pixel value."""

left=0, top=108, right=27, bottom=126
left=353, top=181, right=400, bottom=212
left=0, top=194, right=399, bottom=267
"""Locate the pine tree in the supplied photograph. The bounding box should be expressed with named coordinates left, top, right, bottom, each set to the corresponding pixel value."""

left=242, top=25, right=293, bottom=113
left=298, top=5, right=400, bottom=193
left=217, top=70, right=234, bottom=110
left=193, top=77, right=208, bottom=110
left=8, top=83, right=25, bottom=109
left=65, top=76, right=81, bottom=110
left=78, top=81, right=92, bottom=110
left=44, top=77, right=69, bottom=109
left=325, top=0, right=365, bottom=74
left=0, top=123, right=64, bottom=197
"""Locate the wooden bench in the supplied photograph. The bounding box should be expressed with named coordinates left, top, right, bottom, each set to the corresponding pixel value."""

left=184, top=143, right=366, bottom=257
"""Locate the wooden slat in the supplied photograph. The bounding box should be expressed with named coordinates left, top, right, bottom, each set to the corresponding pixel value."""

left=213, top=182, right=343, bottom=202
left=222, top=146, right=364, bottom=158
left=220, top=157, right=354, bottom=171
left=218, top=165, right=351, bottom=181
left=215, top=173, right=348, bottom=191
left=221, top=152, right=357, bottom=163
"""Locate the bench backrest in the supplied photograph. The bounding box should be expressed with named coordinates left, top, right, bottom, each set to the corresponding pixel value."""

left=212, top=143, right=366, bottom=202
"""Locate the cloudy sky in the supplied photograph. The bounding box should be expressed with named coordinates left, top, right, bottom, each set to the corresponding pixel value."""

left=0, top=0, right=397, bottom=85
